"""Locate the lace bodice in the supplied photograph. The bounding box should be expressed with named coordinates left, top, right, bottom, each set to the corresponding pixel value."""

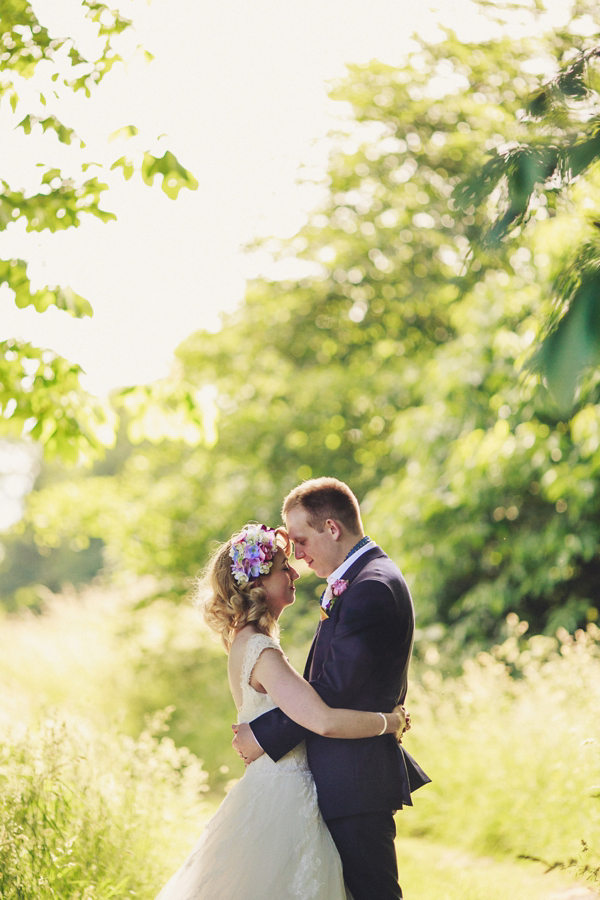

left=236, top=633, right=308, bottom=774
left=237, top=632, right=280, bottom=723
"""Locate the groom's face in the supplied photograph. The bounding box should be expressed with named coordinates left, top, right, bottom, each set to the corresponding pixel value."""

left=285, top=506, right=341, bottom=578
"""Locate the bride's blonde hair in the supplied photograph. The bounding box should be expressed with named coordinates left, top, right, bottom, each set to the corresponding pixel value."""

left=195, top=525, right=292, bottom=651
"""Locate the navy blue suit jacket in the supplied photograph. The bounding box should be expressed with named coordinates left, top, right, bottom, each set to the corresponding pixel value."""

left=251, top=546, right=430, bottom=820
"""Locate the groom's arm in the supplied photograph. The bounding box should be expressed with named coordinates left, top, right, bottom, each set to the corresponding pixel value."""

left=247, top=705, right=310, bottom=762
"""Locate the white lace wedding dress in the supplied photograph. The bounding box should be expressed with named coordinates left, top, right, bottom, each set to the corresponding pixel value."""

left=155, top=633, right=350, bottom=900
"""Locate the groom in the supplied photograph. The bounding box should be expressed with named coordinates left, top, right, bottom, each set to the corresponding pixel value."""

left=232, top=477, right=430, bottom=900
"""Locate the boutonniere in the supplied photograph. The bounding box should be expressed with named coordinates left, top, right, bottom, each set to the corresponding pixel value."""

left=320, top=579, right=348, bottom=620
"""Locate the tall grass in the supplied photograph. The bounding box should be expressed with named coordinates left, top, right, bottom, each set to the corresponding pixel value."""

left=0, top=708, right=208, bottom=899
left=402, top=615, right=600, bottom=869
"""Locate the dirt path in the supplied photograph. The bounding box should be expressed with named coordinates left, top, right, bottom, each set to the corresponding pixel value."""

left=395, top=837, right=598, bottom=900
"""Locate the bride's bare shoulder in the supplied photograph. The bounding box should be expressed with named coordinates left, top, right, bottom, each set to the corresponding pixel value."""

left=228, top=625, right=260, bottom=661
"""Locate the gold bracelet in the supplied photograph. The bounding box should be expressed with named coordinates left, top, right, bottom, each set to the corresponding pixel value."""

left=377, top=712, right=388, bottom=736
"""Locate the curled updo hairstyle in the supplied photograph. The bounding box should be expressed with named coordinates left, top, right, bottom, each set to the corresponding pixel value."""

left=196, top=525, right=292, bottom=652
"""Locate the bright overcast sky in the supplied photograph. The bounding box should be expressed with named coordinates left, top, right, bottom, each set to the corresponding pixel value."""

left=1, top=0, right=575, bottom=398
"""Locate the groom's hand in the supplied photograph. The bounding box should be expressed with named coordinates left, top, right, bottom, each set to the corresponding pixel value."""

left=232, top=723, right=265, bottom=765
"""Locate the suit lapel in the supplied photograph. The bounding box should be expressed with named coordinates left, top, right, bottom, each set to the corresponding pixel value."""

left=304, top=625, right=320, bottom=678
left=306, top=545, right=387, bottom=678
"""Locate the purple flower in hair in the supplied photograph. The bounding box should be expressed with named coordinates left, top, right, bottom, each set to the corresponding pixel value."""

left=230, top=524, right=278, bottom=585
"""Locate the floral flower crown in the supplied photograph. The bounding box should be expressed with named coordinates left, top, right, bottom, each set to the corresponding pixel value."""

left=229, top=524, right=279, bottom=586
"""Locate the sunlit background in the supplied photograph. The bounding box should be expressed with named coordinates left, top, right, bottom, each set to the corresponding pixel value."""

left=2, top=1, right=600, bottom=897
left=2, top=0, right=578, bottom=398
left=1, top=0, right=581, bottom=528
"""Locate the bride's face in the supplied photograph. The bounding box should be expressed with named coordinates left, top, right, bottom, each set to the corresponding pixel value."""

left=260, top=549, right=299, bottom=619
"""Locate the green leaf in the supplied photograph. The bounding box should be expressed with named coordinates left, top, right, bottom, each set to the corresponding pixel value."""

left=0, top=339, right=117, bottom=461
left=0, top=258, right=93, bottom=318
left=110, top=156, right=135, bottom=180
left=108, top=124, right=139, bottom=141
left=17, top=115, right=81, bottom=146
left=140, top=151, right=199, bottom=199
left=536, top=271, right=600, bottom=412
left=566, top=128, right=600, bottom=180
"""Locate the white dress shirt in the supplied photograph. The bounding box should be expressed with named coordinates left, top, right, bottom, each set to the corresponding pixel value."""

left=325, top=539, right=377, bottom=588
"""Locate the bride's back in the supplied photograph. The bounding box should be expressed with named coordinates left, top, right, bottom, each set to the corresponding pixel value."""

left=228, top=625, right=269, bottom=711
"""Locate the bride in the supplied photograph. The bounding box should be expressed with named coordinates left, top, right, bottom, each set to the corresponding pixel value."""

left=155, top=524, right=408, bottom=900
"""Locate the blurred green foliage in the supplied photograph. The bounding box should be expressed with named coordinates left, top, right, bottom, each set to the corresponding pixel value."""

left=0, top=531, right=104, bottom=613
left=0, top=0, right=198, bottom=461
left=8, top=13, right=600, bottom=646
left=456, top=29, right=600, bottom=408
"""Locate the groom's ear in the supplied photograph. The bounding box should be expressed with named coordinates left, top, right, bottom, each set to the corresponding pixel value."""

left=325, top=518, right=342, bottom=541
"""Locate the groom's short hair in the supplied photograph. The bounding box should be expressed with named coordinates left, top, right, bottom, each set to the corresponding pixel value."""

left=282, top=477, right=362, bottom=535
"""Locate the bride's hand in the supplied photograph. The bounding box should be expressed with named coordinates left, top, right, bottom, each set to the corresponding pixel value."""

left=390, top=704, right=410, bottom=742
left=232, top=723, right=265, bottom=765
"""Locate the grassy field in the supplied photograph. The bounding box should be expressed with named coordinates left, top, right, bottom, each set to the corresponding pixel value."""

left=395, top=836, right=598, bottom=900
left=0, top=584, right=598, bottom=897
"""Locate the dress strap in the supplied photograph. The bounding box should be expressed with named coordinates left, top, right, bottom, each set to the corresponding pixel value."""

left=241, top=633, right=281, bottom=688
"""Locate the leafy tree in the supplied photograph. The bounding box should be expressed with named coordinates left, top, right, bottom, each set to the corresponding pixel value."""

left=455, top=9, right=600, bottom=410
left=12, top=7, right=600, bottom=646
left=0, top=0, right=198, bottom=462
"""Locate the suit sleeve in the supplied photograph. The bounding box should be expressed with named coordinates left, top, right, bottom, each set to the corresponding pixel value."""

left=251, top=578, right=408, bottom=762
left=250, top=703, right=309, bottom=762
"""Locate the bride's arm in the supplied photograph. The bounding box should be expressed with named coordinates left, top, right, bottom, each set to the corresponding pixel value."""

left=251, top=648, right=404, bottom=739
